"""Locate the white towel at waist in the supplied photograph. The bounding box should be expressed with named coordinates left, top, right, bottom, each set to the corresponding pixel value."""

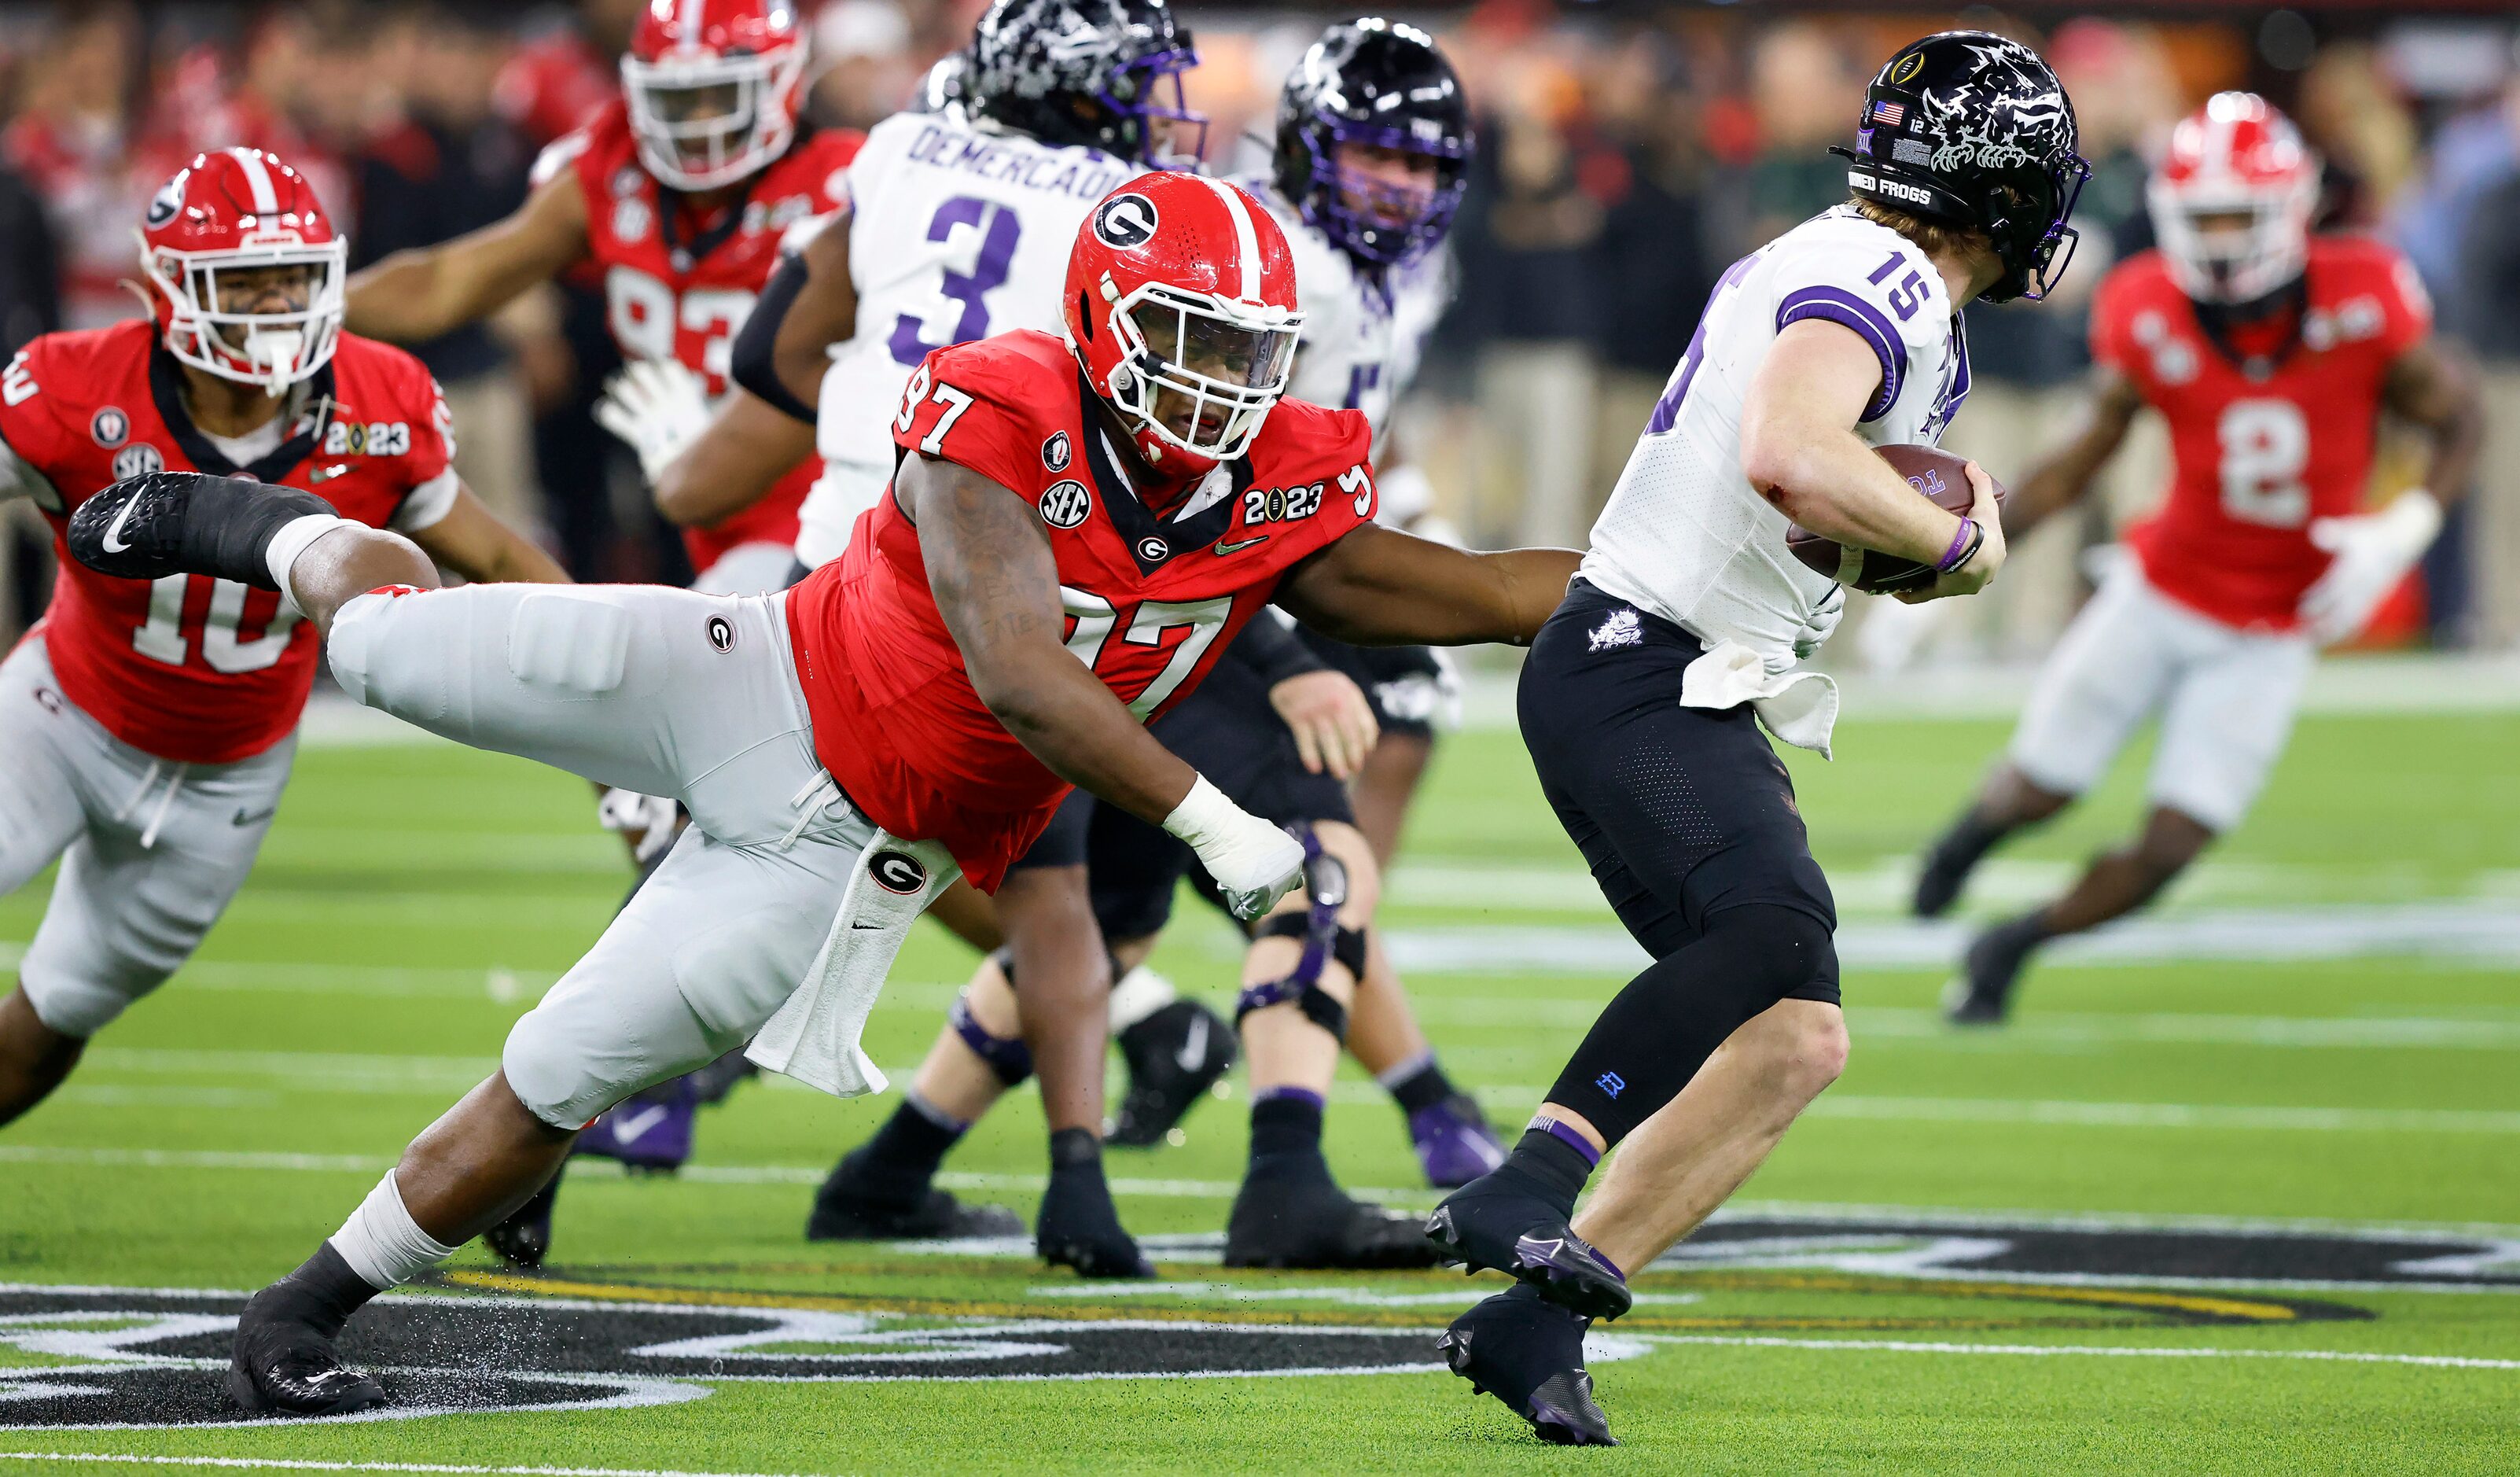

left=746, top=830, right=962, bottom=1098
left=1679, top=639, right=1840, bottom=759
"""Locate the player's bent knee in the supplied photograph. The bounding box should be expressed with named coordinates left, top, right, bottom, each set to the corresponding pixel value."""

left=1707, top=904, right=1840, bottom=1015
left=17, top=970, right=142, bottom=1042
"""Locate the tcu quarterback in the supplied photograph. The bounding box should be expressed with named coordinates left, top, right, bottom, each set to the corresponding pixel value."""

left=1919, top=92, right=2481, bottom=1022
left=70, top=168, right=1583, bottom=1416
left=1424, top=34, right=2084, bottom=1445
left=0, top=148, right=565, bottom=1125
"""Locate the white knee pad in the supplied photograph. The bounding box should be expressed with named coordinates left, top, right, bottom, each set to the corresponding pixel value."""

left=18, top=965, right=142, bottom=1040
left=507, top=591, right=632, bottom=696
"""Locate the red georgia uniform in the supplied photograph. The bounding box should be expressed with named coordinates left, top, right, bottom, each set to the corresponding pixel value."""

left=535, top=102, right=862, bottom=573
left=0, top=321, right=456, bottom=764
left=2095, top=236, right=2430, bottom=632
left=786, top=330, right=1378, bottom=891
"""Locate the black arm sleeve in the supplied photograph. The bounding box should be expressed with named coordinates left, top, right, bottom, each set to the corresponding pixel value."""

left=1225, top=610, right=1330, bottom=688
left=729, top=250, right=819, bottom=425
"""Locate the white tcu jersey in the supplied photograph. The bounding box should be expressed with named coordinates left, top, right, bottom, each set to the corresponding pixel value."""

left=800, top=109, right=1132, bottom=566
left=1253, top=181, right=1451, bottom=466
left=1582, top=205, right=1972, bottom=666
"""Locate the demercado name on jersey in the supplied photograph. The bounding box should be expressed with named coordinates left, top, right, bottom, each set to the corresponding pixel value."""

left=785, top=330, right=1375, bottom=891
left=801, top=109, right=1135, bottom=565
left=1583, top=205, right=1970, bottom=665
left=0, top=322, right=457, bottom=763
left=535, top=101, right=859, bottom=569
left=2097, top=236, right=2429, bottom=632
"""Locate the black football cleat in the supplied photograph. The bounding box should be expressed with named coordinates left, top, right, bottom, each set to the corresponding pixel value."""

left=1224, top=1176, right=1442, bottom=1270
left=483, top=1168, right=563, bottom=1270
left=1439, top=1284, right=1616, bottom=1447
left=226, top=1280, right=387, bottom=1417
left=1911, top=834, right=1977, bottom=919
left=1108, top=999, right=1237, bottom=1147
left=68, top=470, right=336, bottom=586
left=806, top=1148, right=1024, bottom=1243
left=1036, top=1159, right=1154, bottom=1279
left=1426, top=1172, right=1631, bottom=1320
left=1944, top=912, right=2047, bottom=1026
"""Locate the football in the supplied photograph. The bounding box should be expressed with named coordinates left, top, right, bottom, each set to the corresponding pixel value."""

left=1785, top=443, right=2003, bottom=595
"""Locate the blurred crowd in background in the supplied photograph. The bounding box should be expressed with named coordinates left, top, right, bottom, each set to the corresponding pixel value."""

left=2, top=1, right=2519, bottom=662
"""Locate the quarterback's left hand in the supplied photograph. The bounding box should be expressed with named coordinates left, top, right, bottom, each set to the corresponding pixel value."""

left=594, top=358, right=713, bottom=484
left=2299, top=490, right=2443, bottom=646
left=1270, top=669, right=1378, bottom=780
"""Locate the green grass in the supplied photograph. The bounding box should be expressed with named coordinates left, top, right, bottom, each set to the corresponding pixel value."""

left=3, top=710, right=2518, bottom=1474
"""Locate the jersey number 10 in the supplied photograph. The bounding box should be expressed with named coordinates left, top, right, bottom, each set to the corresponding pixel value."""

left=132, top=574, right=299, bottom=674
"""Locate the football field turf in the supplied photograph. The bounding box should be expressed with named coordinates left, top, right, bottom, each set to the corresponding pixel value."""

left=4, top=692, right=2518, bottom=1474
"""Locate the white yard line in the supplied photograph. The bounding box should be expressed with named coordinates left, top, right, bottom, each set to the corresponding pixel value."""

left=1636, top=1335, right=2520, bottom=1371
left=0, top=1456, right=820, bottom=1477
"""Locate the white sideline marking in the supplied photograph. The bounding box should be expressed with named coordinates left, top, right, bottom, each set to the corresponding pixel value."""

left=1640, top=1335, right=2520, bottom=1372
left=0, top=1456, right=815, bottom=1477
left=1383, top=902, right=2520, bottom=974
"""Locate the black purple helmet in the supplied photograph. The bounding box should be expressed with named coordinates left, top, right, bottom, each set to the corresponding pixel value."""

left=1834, top=31, right=2090, bottom=302
left=965, top=0, right=1205, bottom=166
left=1270, top=18, right=1471, bottom=269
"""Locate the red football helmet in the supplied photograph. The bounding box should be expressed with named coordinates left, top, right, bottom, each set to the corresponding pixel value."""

left=2149, top=91, right=2318, bottom=306
left=622, top=0, right=809, bottom=191
left=1064, top=173, right=1303, bottom=471
left=138, top=146, right=346, bottom=396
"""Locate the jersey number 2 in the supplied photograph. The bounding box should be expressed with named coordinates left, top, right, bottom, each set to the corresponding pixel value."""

left=134, top=574, right=299, bottom=673
left=2216, top=399, right=2311, bottom=529
left=1060, top=589, right=1231, bottom=719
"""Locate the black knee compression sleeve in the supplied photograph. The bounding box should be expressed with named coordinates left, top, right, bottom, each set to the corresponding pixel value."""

left=1543, top=904, right=1837, bottom=1146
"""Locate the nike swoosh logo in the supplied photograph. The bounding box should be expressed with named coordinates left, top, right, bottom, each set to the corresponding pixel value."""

left=1176, top=1011, right=1209, bottom=1070
left=99, top=492, right=142, bottom=554
left=231, top=806, right=278, bottom=827
left=1215, top=535, right=1269, bottom=555
left=307, top=463, right=351, bottom=485
left=608, top=1105, right=669, bottom=1144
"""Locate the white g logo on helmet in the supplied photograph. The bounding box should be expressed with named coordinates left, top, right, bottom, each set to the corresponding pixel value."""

left=1092, top=193, right=1159, bottom=249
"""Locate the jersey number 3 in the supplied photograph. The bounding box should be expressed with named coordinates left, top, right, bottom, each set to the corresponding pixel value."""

left=887, top=197, right=1022, bottom=369
left=2216, top=399, right=2311, bottom=529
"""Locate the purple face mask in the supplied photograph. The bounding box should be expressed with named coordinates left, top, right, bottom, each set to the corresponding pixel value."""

left=1101, top=49, right=1207, bottom=168
left=1295, top=120, right=1467, bottom=268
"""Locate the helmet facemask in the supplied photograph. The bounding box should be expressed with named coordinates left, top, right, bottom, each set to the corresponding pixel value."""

left=1986, top=154, right=2090, bottom=303
left=1096, top=48, right=1206, bottom=168
left=143, top=233, right=346, bottom=396
left=1099, top=280, right=1299, bottom=465
left=2148, top=175, right=2315, bottom=306
left=1295, top=125, right=1466, bottom=267
left=622, top=46, right=807, bottom=190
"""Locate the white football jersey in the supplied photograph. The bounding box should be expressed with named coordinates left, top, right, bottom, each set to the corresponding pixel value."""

left=1251, top=179, right=1451, bottom=466
left=799, top=109, right=1134, bottom=566
left=1581, top=205, right=1972, bottom=666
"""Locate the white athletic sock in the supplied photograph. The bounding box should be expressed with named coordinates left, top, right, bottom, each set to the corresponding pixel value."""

left=263, top=513, right=355, bottom=616
left=1107, top=966, right=1179, bottom=1033
left=327, top=1170, right=459, bottom=1291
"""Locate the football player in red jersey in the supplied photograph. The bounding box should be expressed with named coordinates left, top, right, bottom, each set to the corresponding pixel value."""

left=1916, top=94, right=2482, bottom=1023
left=0, top=147, right=566, bottom=1125
left=341, top=0, right=858, bottom=597
left=72, top=169, right=1581, bottom=1415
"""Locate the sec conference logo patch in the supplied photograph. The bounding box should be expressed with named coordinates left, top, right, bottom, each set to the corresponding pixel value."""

left=1039, top=480, right=1091, bottom=529
left=1093, top=193, right=1159, bottom=249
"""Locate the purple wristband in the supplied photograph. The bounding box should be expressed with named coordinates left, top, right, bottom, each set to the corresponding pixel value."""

left=1935, top=516, right=1980, bottom=575
left=1530, top=1114, right=1604, bottom=1167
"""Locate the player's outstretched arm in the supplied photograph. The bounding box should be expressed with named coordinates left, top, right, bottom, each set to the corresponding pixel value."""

left=404, top=484, right=570, bottom=586
left=2002, top=366, right=2143, bottom=541
left=2384, top=336, right=2484, bottom=509
left=1275, top=523, right=1580, bottom=648
left=906, top=451, right=1204, bottom=821
left=1741, top=319, right=2003, bottom=598
left=648, top=389, right=816, bottom=527
left=344, top=172, right=589, bottom=344
left=906, top=450, right=1300, bottom=914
